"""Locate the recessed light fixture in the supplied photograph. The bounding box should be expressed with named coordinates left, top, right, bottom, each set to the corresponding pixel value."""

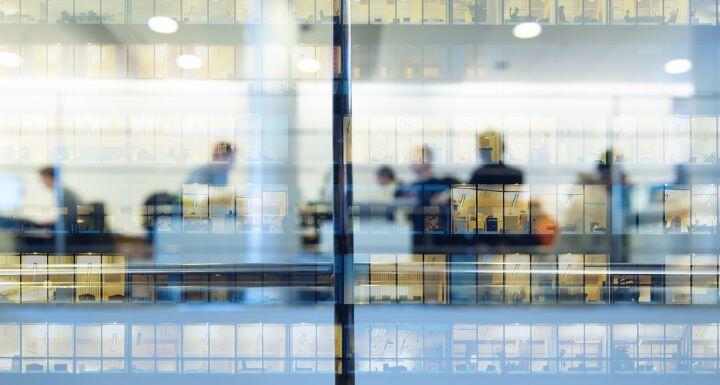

left=297, top=57, right=320, bottom=73
left=512, top=22, right=542, bottom=39
left=148, top=16, right=178, bottom=34
left=0, top=51, right=22, bottom=68
left=664, top=58, right=692, bottom=75
left=176, top=54, right=202, bottom=70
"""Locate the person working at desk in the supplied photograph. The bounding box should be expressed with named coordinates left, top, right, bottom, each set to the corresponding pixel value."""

left=186, top=141, right=235, bottom=185
left=468, top=130, right=523, bottom=185
left=39, top=166, right=82, bottom=234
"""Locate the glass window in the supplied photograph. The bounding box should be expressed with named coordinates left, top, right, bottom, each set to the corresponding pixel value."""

left=48, top=0, right=73, bottom=23
left=505, top=254, right=530, bottom=303
left=156, top=0, right=181, bottom=20
left=20, top=0, right=46, bottom=23
left=691, top=117, right=717, bottom=164
left=584, top=185, right=607, bottom=234
left=585, top=254, right=608, bottom=303
left=236, top=0, right=261, bottom=22
left=130, top=0, right=154, bottom=23
left=558, top=184, right=583, bottom=234
left=48, top=255, right=74, bottom=303
left=395, top=0, right=421, bottom=23
left=48, top=324, right=73, bottom=373
left=370, top=254, right=396, bottom=303
left=612, top=0, right=636, bottom=24
left=558, top=253, right=584, bottom=303
left=558, top=324, right=583, bottom=372
left=182, top=0, right=208, bottom=22
left=583, top=0, right=606, bottom=23
left=637, top=0, right=662, bottom=23
left=530, top=117, right=556, bottom=164
left=451, top=184, right=477, bottom=234
left=450, top=255, right=477, bottom=303
left=21, top=254, right=47, bottom=303
left=452, top=0, right=475, bottom=23
left=691, top=324, right=717, bottom=372
left=369, top=0, right=395, bottom=23
left=132, top=325, right=155, bottom=359
left=531, top=185, right=557, bottom=235
left=290, top=323, right=316, bottom=371
left=102, top=255, right=125, bottom=302
left=665, top=185, right=690, bottom=233
left=637, top=324, right=663, bottom=372
left=22, top=324, right=47, bottom=372
left=611, top=324, right=637, bottom=373
left=316, top=0, right=332, bottom=21
left=531, top=254, right=556, bottom=303
left=665, top=254, right=691, bottom=304
left=504, top=184, right=529, bottom=234
left=505, top=0, right=530, bottom=22
left=664, top=0, right=690, bottom=23
left=665, top=117, right=691, bottom=165
left=637, top=118, right=663, bottom=164
left=0, top=324, right=20, bottom=372
left=423, top=0, right=447, bottom=23
left=76, top=0, right=101, bottom=23
left=0, top=254, right=20, bottom=303
left=690, top=0, right=717, bottom=24
left=397, top=254, right=423, bottom=303
left=102, top=324, right=125, bottom=372
left=292, top=0, right=314, bottom=23
left=424, top=254, right=447, bottom=303
left=478, top=254, right=503, bottom=303
left=691, top=254, right=718, bottom=304
left=0, top=0, right=19, bottom=23
left=352, top=0, right=370, bottom=22
left=504, top=324, right=530, bottom=372
left=209, top=0, right=234, bottom=23
left=557, top=0, right=582, bottom=23
left=263, top=0, right=288, bottom=23
left=76, top=254, right=101, bottom=302
left=530, top=0, right=554, bottom=22
left=504, top=117, right=529, bottom=164
left=102, top=0, right=125, bottom=22
left=477, top=325, right=502, bottom=372
left=691, top=184, right=716, bottom=234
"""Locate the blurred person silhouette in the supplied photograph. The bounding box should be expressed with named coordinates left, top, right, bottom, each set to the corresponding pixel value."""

left=374, top=165, right=404, bottom=202
left=142, top=192, right=181, bottom=244
left=39, top=166, right=81, bottom=234
left=510, top=7, right=519, bottom=21
left=186, top=142, right=235, bottom=185
left=373, top=165, right=404, bottom=221
left=469, top=130, right=523, bottom=185
left=558, top=5, right=567, bottom=22
left=580, top=149, right=634, bottom=262
left=403, top=146, right=457, bottom=252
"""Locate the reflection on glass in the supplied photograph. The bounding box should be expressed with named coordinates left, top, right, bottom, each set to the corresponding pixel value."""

left=531, top=254, right=556, bottom=304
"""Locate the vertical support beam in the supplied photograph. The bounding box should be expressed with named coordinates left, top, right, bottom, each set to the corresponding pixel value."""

left=332, top=0, right=354, bottom=384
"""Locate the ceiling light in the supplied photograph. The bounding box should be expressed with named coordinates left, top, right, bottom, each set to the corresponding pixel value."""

left=297, top=57, right=320, bottom=73
left=148, top=16, right=178, bottom=34
left=664, top=58, right=692, bottom=75
left=0, top=52, right=22, bottom=68
left=176, top=54, right=202, bottom=70
left=512, top=22, right=542, bottom=39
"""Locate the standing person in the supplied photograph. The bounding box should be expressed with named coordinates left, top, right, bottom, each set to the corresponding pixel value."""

left=38, top=166, right=82, bottom=234
left=404, top=146, right=456, bottom=252
left=186, top=142, right=236, bottom=185
left=469, top=130, right=523, bottom=185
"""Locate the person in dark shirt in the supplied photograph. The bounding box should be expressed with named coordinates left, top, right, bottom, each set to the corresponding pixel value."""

left=403, top=146, right=457, bottom=252
left=469, top=130, right=523, bottom=185
left=39, top=166, right=81, bottom=234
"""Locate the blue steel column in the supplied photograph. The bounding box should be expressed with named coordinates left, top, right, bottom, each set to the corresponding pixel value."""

left=332, top=0, right=354, bottom=383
